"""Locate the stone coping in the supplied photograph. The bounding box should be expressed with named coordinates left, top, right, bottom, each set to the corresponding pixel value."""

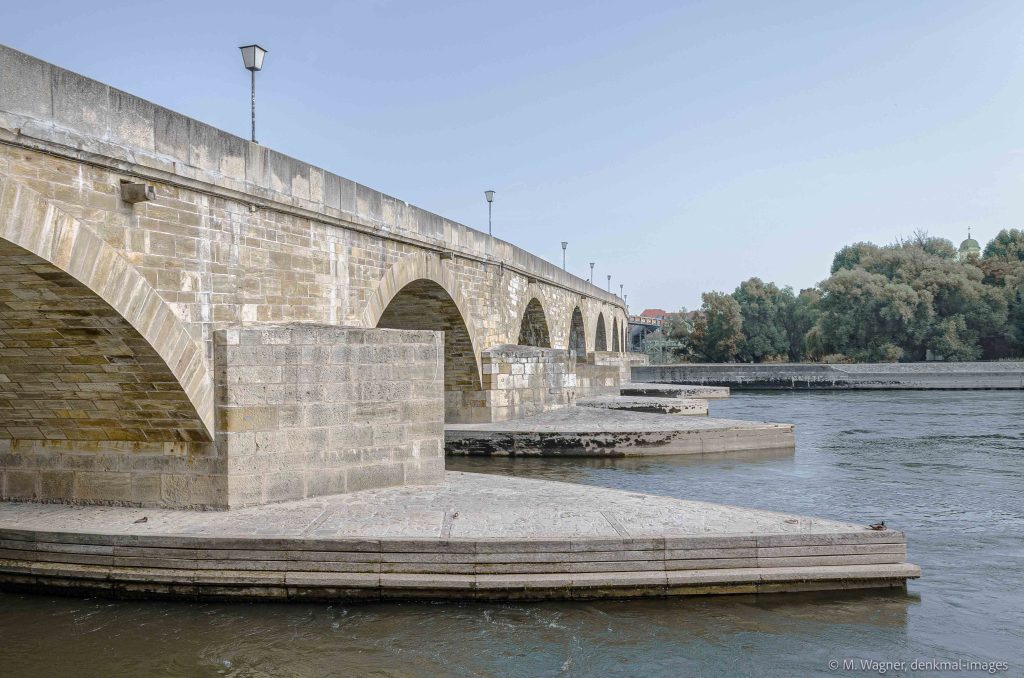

left=0, top=473, right=918, bottom=601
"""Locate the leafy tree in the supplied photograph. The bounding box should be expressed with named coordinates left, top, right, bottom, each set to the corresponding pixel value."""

left=814, top=268, right=932, bottom=361
left=928, top=315, right=981, bottom=361
left=692, top=292, right=743, bottom=362
left=655, top=311, right=698, bottom=362
left=732, top=278, right=790, bottom=362
left=782, top=288, right=821, bottom=361
left=682, top=228, right=1024, bottom=363
left=830, top=242, right=877, bottom=274
left=983, top=228, right=1024, bottom=261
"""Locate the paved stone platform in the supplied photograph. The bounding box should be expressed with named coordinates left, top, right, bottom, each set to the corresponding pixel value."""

left=577, top=395, right=708, bottom=415
left=445, top=407, right=793, bottom=456
left=0, top=472, right=918, bottom=601
left=621, top=383, right=730, bottom=399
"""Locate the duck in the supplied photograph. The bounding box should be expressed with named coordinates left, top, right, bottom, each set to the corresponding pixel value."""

left=868, top=521, right=886, bottom=531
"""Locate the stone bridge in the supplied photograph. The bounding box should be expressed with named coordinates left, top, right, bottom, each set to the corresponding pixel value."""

left=0, top=45, right=629, bottom=508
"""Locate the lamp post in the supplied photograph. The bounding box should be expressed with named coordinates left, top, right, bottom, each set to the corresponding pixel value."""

left=589, top=262, right=595, bottom=284
left=239, top=44, right=267, bottom=143
left=607, top=274, right=611, bottom=292
left=484, top=190, right=495, bottom=237
left=619, top=283, right=623, bottom=299
left=561, top=241, right=568, bottom=270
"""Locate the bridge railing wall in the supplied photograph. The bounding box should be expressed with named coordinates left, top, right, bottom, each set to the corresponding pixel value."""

left=0, top=44, right=623, bottom=309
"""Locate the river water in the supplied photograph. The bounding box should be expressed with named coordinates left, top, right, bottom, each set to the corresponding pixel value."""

left=1, top=391, right=1021, bottom=677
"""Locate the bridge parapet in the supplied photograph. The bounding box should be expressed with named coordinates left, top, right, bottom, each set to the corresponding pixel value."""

left=0, top=45, right=622, bottom=309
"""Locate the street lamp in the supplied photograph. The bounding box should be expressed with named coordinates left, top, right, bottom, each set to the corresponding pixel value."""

left=561, top=241, right=568, bottom=270
left=607, top=274, right=611, bottom=292
left=589, top=262, right=595, bottom=283
left=239, top=44, right=267, bottom=143
left=619, top=283, right=623, bottom=298
left=484, top=190, right=495, bottom=237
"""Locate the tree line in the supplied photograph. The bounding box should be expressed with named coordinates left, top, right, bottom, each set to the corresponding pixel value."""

left=651, top=229, right=1024, bottom=363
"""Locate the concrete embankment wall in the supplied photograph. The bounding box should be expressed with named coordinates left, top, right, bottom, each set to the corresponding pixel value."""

left=632, top=362, right=1024, bottom=390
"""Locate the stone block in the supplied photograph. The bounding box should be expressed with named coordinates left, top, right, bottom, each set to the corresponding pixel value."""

left=39, top=470, right=74, bottom=500
left=76, top=472, right=132, bottom=502
left=4, top=470, right=38, bottom=499
left=347, top=463, right=404, bottom=492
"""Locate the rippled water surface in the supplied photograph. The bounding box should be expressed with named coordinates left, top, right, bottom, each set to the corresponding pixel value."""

left=1, top=391, right=1022, bottom=677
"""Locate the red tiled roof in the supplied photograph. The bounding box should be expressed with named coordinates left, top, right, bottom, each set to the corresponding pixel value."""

left=640, top=309, right=668, bottom=318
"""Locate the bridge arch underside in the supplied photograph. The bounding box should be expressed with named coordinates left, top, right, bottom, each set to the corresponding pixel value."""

left=612, top=318, right=621, bottom=352
left=0, top=239, right=208, bottom=443
left=568, top=306, right=586, bottom=358
left=517, top=298, right=551, bottom=348
left=374, top=279, right=483, bottom=424
left=595, top=313, right=608, bottom=352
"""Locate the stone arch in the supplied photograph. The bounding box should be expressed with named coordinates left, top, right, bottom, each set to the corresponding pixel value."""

left=595, top=312, right=608, bottom=352
left=372, top=273, right=483, bottom=423
left=0, top=178, right=213, bottom=440
left=362, top=252, right=482, bottom=369
left=517, top=298, right=551, bottom=347
left=568, top=306, right=586, bottom=358
left=612, top=317, right=621, bottom=352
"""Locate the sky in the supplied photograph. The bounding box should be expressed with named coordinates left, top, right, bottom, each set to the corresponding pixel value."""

left=4, top=1, right=1023, bottom=310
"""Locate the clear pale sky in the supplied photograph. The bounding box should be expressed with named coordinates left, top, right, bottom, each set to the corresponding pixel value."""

left=4, top=1, right=1023, bottom=310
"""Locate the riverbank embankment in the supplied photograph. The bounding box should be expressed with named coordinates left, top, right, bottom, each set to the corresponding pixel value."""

left=632, top=362, right=1024, bottom=390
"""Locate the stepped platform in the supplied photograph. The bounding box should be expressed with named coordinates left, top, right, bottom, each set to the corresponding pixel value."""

left=0, top=472, right=919, bottom=602
left=621, top=383, right=730, bottom=399
left=577, top=395, right=708, bottom=415
left=445, top=407, right=793, bottom=456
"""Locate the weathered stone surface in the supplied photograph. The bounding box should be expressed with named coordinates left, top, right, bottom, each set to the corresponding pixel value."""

left=215, top=325, right=444, bottom=508
left=620, top=382, right=730, bottom=399
left=445, top=406, right=793, bottom=456
left=577, top=395, right=708, bottom=415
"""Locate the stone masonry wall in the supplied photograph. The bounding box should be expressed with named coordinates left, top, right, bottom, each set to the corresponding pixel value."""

left=0, top=438, right=222, bottom=508
left=0, top=44, right=629, bottom=377
left=575, top=363, right=621, bottom=399
left=589, top=351, right=635, bottom=383
left=215, top=325, right=444, bottom=508
left=477, top=345, right=575, bottom=423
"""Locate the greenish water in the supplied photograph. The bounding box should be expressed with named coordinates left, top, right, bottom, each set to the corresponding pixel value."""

left=1, top=391, right=1022, bottom=677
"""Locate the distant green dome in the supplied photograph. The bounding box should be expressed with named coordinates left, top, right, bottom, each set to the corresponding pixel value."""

left=958, top=230, right=981, bottom=259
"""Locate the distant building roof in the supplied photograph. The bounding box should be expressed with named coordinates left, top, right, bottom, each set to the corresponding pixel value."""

left=958, top=228, right=981, bottom=260
left=640, top=308, right=668, bottom=318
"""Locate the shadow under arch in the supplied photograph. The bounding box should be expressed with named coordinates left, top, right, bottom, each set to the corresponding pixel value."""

left=0, top=178, right=213, bottom=440
left=568, top=306, right=586, bottom=358
left=612, top=317, right=621, bottom=352
left=362, top=253, right=482, bottom=364
left=372, top=276, right=483, bottom=424
left=595, top=312, right=608, bottom=352
left=517, top=298, right=551, bottom=347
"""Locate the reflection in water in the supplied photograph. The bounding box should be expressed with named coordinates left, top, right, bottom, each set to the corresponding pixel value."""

left=2, top=391, right=1022, bottom=677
